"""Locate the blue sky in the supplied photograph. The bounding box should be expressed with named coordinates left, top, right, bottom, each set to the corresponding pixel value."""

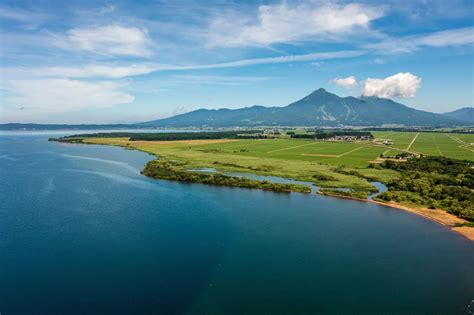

left=1, top=0, right=473, bottom=123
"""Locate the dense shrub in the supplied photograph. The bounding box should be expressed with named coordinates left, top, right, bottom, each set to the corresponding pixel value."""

left=379, top=156, right=474, bottom=221
left=142, top=159, right=311, bottom=194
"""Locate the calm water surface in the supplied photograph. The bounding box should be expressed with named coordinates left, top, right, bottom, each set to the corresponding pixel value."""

left=1, top=132, right=473, bottom=314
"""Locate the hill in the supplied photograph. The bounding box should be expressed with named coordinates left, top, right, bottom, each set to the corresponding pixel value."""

left=443, top=107, right=474, bottom=124
left=141, top=88, right=461, bottom=127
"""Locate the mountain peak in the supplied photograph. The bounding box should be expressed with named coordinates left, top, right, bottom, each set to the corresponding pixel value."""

left=311, top=88, right=328, bottom=95
left=301, top=88, right=339, bottom=101
left=141, top=89, right=462, bottom=127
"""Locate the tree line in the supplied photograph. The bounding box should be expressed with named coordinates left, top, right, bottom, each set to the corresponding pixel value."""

left=52, top=130, right=265, bottom=141
left=375, top=156, right=474, bottom=221
left=291, top=131, right=373, bottom=139
left=142, top=159, right=311, bottom=193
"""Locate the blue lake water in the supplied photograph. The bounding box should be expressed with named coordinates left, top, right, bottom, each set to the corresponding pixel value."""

left=1, top=132, right=473, bottom=314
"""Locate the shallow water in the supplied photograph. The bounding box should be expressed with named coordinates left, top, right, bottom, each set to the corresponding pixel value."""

left=369, top=181, right=389, bottom=200
left=1, top=132, right=473, bottom=314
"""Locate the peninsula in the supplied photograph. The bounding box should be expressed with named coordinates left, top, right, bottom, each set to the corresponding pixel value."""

left=51, top=129, right=474, bottom=241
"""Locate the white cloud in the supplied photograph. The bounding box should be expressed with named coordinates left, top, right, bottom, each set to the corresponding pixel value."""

left=170, top=50, right=366, bottom=70
left=56, top=25, right=152, bottom=57
left=2, top=64, right=156, bottom=79
left=3, top=79, right=134, bottom=114
left=206, top=2, right=384, bottom=48
left=172, top=75, right=275, bottom=85
left=0, top=5, right=49, bottom=30
left=0, top=6, right=30, bottom=21
left=367, top=27, right=474, bottom=54
left=332, top=76, right=357, bottom=88
left=362, top=72, right=421, bottom=98
left=374, top=58, right=385, bottom=64
left=2, top=50, right=365, bottom=79
left=98, top=4, right=116, bottom=15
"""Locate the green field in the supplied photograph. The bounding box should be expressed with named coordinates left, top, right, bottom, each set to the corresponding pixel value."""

left=76, top=131, right=472, bottom=192
left=186, top=132, right=473, bottom=165
left=194, top=139, right=385, bottom=167
left=372, top=131, right=474, bottom=160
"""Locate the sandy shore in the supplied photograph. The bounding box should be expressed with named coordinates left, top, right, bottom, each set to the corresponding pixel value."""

left=369, top=200, right=474, bottom=242
left=318, top=191, right=474, bottom=242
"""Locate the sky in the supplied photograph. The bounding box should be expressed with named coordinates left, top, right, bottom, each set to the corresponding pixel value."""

left=0, top=0, right=473, bottom=124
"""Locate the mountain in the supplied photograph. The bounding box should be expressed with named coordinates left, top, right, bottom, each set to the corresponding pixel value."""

left=443, top=107, right=474, bottom=124
left=141, top=88, right=463, bottom=127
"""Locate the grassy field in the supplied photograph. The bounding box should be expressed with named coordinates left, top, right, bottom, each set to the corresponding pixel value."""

left=77, top=131, right=472, bottom=192
left=372, top=131, right=474, bottom=160
left=193, top=138, right=386, bottom=167
left=81, top=137, right=391, bottom=191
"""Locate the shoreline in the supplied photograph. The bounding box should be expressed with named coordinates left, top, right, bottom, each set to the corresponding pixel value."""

left=54, top=138, right=474, bottom=242
left=318, top=191, right=474, bottom=242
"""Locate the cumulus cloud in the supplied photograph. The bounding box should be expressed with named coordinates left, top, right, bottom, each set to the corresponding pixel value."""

left=3, top=79, right=134, bottom=113
left=206, top=2, right=384, bottom=48
left=55, top=25, right=152, bottom=57
left=362, top=72, right=421, bottom=98
left=367, top=27, right=474, bottom=54
left=332, top=76, right=357, bottom=88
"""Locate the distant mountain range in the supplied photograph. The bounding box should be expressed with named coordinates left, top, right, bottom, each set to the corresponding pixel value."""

left=140, top=88, right=470, bottom=127
left=443, top=107, right=474, bottom=124
left=1, top=89, right=472, bottom=130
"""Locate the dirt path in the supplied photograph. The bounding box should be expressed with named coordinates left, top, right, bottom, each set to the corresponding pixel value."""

left=431, top=133, right=443, bottom=155
left=337, top=146, right=363, bottom=157
left=406, top=132, right=420, bottom=151
left=267, top=142, right=319, bottom=153
left=446, top=134, right=474, bottom=153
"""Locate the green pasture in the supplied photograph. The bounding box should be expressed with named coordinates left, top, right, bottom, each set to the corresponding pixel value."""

left=409, top=133, right=473, bottom=160
left=372, top=131, right=473, bottom=161
left=193, top=139, right=387, bottom=167
left=81, top=131, right=472, bottom=192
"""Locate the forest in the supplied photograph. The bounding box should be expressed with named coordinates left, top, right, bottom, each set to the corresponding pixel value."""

left=375, top=156, right=474, bottom=221
left=51, top=130, right=264, bottom=142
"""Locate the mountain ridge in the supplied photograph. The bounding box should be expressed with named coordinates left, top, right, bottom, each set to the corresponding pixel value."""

left=443, top=107, right=474, bottom=124
left=1, top=89, right=471, bottom=129
left=140, top=88, right=465, bottom=127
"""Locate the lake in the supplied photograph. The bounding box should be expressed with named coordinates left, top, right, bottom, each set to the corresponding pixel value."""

left=1, top=132, right=473, bottom=314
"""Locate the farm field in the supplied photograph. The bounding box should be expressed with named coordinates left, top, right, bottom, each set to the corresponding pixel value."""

left=76, top=131, right=472, bottom=192
left=373, top=131, right=474, bottom=160
left=81, top=137, right=393, bottom=191
left=193, top=138, right=386, bottom=167
left=372, top=131, right=419, bottom=150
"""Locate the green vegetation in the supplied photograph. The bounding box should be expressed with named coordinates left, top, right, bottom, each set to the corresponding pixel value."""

left=372, top=131, right=474, bottom=160
left=52, top=130, right=265, bottom=141
left=142, top=159, right=311, bottom=193
left=290, top=130, right=373, bottom=139
left=318, top=189, right=369, bottom=199
left=454, top=222, right=474, bottom=228
left=375, top=156, right=474, bottom=221
left=54, top=136, right=381, bottom=191
left=50, top=130, right=473, bottom=223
